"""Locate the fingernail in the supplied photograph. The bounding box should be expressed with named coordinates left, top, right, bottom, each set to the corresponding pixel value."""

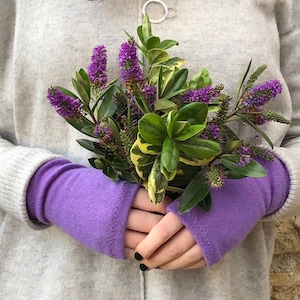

left=139, top=264, right=149, bottom=271
left=134, top=252, right=144, bottom=261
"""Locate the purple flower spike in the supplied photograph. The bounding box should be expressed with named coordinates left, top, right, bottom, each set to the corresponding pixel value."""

left=180, top=86, right=220, bottom=105
left=142, top=84, right=157, bottom=110
left=209, top=122, right=221, bottom=140
left=47, top=87, right=83, bottom=119
left=243, top=79, right=282, bottom=107
left=88, top=45, right=108, bottom=87
left=236, top=145, right=251, bottom=166
left=118, top=39, right=144, bottom=87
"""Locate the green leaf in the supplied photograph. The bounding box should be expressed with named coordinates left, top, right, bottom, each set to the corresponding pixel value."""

left=161, top=137, right=179, bottom=173
left=174, top=124, right=205, bottom=141
left=147, top=48, right=170, bottom=65
left=189, top=68, right=212, bottom=89
left=175, top=102, right=208, bottom=125
left=77, top=139, right=106, bottom=156
left=81, top=125, right=97, bottom=137
left=172, top=121, right=190, bottom=136
left=146, top=36, right=160, bottom=50
left=178, top=138, right=220, bottom=159
left=166, top=68, right=188, bottom=96
left=221, top=157, right=267, bottom=178
left=179, top=171, right=210, bottom=214
left=160, top=69, right=176, bottom=98
left=66, top=116, right=94, bottom=136
left=238, top=114, right=274, bottom=148
left=154, top=99, right=178, bottom=112
left=77, top=68, right=91, bottom=97
left=198, top=193, right=212, bottom=213
left=138, top=113, right=167, bottom=145
left=234, top=59, right=252, bottom=108
left=72, top=78, right=90, bottom=106
left=97, top=84, right=118, bottom=120
left=137, top=25, right=145, bottom=46
left=223, top=140, right=242, bottom=153
left=167, top=110, right=176, bottom=137
left=55, top=86, right=79, bottom=99
left=142, top=14, right=152, bottom=43
left=147, top=156, right=169, bottom=204
left=103, top=165, right=117, bottom=181
left=161, top=57, right=185, bottom=69
left=159, top=39, right=179, bottom=50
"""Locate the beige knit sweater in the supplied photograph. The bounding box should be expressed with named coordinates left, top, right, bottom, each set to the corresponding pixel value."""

left=0, top=0, right=299, bottom=299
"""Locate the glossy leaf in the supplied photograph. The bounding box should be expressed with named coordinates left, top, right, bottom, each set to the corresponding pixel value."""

left=189, top=68, right=212, bottom=89
left=175, top=102, right=208, bottom=125
left=221, top=157, right=267, bottom=177
left=138, top=113, right=167, bottom=145
left=154, top=99, right=178, bottom=112
left=165, top=68, right=189, bottom=96
left=97, top=84, right=118, bottom=120
left=172, top=121, right=190, bottom=136
left=147, top=157, right=169, bottom=204
left=147, top=48, right=170, bottom=65
left=160, top=69, right=176, bottom=97
left=67, top=117, right=94, bottom=136
left=146, top=36, right=160, bottom=50
left=179, top=171, right=210, bottom=214
left=72, top=78, right=90, bottom=106
left=178, top=138, right=220, bottom=159
left=174, top=124, right=205, bottom=141
left=161, top=137, right=179, bottom=173
left=159, top=39, right=179, bottom=50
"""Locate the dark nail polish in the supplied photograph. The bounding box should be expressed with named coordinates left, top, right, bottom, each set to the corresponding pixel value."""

left=139, top=264, right=149, bottom=271
left=134, top=252, right=144, bottom=261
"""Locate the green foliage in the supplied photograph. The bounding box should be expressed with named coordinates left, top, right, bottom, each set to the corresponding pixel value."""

left=49, top=14, right=290, bottom=214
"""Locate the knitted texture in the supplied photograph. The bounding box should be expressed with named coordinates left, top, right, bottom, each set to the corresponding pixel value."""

left=27, top=158, right=139, bottom=259
left=168, top=157, right=290, bottom=266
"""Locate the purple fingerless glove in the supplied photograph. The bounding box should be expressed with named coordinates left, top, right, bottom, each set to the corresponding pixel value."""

left=167, top=157, right=290, bottom=266
left=26, top=158, right=139, bottom=259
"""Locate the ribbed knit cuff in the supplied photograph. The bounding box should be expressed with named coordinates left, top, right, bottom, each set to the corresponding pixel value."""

left=265, top=145, right=300, bottom=219
left=0, top=145, right=61, bottom=229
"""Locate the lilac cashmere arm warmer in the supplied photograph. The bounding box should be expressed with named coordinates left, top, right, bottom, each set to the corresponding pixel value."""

left=26, top=158, right=139, bottom=259
left=27, top=157, right=289, bottom=265
left=167, top=157, right=290, bottom=266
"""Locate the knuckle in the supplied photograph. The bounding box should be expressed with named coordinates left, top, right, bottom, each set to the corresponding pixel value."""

left=168, top=243, right=184, bottom=258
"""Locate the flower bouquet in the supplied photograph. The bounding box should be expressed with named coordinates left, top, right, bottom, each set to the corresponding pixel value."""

left=47, top=15, right=290, bottom=214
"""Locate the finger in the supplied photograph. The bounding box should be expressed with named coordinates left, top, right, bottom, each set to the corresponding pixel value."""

left=139, top=227, right=196, bottom=269
left=131, top=188, right=172, bottom=214
left=135, top=212, right=184, bottom=260
left=159, top=244, right=206, bottom=270
left=126, top=208, right=164, bottom=233
left=125, top=229, right=147, bottom=249
left=125, top=247, right=135, bottom=259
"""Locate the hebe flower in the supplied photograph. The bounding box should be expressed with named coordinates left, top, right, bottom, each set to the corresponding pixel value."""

left=118, top=39, right=144, bottom=89
left=205, top=165, right=225, bottom=189
left=142, top=84, right=156, bottom=111
left=179, top=85, right=222, bottom=105
left=47, top=87, right=83, bottom=119
left=235, top=145, right=251, bottom=166
left=88, top=45, right=108, bottom=87
left=243, top=79, right=282, bottom=107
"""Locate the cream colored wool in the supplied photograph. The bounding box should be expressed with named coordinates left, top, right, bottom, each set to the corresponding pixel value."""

left=0, top=0, right=300, bottom=299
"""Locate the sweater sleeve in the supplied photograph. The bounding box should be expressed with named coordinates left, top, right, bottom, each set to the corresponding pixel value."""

left=267, top=0, right=300, bottom=218
left=0, top=137, right=61, bottom=229
left=26, top=158, right=140, bottom=259
left=167, top=157, right=290, bottom=266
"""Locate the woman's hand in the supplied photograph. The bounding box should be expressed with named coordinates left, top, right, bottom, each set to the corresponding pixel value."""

left=133, top=212, right=206, bottom=270
left=125, top=188, right=170, bottom=259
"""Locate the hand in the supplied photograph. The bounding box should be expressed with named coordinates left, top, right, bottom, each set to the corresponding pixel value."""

left=125, top=188, right=171, bottom=259
left=134, top=212, right=206, bottom=270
